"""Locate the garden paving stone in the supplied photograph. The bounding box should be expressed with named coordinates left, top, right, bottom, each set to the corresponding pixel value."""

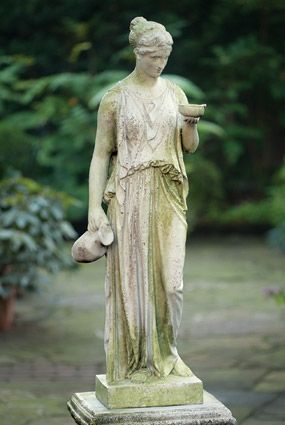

left=198, top=368, right=265, bottom=390
left=254, top=371, right=285, bottom=392
left=0, top=237, right=284, bottom=425
left=257, top=392, right=285, bottom=421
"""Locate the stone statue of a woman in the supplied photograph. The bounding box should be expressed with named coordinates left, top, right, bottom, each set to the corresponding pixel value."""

left=88, top=17, right=201, bottom=385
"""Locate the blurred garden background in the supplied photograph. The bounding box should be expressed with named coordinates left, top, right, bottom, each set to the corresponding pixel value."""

left=0, top=0, right=285, bottom=424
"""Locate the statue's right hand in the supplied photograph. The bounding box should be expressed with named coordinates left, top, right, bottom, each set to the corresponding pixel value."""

left=88, top=207, right=114, bottom=246
left=88, top=206, right=108, bottom=231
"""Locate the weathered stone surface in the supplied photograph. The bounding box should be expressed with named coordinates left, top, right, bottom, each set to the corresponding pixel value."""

left=96, top=373, right=203, bottom=409
left=67, top=390, right=236, bottom=425
left=87, top=16, right=200, bottom=385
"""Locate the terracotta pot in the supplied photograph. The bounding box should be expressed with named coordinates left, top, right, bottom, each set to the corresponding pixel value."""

left=0, top=289, right=16, bottom=331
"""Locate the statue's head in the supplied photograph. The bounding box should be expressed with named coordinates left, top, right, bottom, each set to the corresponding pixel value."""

left=129, top=17, right=173, bottom=55
left=129, top=17, right=173, bottom=78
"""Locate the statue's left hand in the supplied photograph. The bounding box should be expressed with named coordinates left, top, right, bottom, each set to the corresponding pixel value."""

left=184, top=117, right=200, bottom=126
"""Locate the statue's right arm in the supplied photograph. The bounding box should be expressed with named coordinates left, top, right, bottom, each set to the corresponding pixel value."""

left=88, top=91, right=117, bottom=232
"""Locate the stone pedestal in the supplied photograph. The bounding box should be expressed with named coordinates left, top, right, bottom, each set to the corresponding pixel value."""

left=96, top=373, right=203, bottom=409
left=67, top=391, right=236, bottom=425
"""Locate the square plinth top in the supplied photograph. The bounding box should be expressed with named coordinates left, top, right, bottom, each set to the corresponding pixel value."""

left=96, top=373, right=203, bottom=409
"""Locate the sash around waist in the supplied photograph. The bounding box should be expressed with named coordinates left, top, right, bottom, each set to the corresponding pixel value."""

left=103, top=159, right=187, bottom=207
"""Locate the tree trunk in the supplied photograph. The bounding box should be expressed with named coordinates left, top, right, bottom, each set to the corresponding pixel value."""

left=0, top=290, right=16, bottom=331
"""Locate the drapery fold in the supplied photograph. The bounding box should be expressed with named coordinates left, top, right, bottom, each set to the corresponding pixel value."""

left=105, top=167, right=187, bottom=383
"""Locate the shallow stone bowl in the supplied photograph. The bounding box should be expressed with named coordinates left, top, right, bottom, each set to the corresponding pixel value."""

left=179, top=104, right=207, bottom=117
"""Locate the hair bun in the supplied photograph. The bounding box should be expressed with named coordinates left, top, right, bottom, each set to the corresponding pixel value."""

left=129, top=16, right=173, bottom=51
left=130, top=16, right=147, bottom=31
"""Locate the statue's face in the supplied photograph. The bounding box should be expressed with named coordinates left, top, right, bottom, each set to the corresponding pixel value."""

left=136, top=48, right=170, bottom=78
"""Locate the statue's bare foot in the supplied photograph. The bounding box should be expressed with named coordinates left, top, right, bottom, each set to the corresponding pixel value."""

left=171, top=357, right=193, bottom=377
left=130, top=369, right=152, bottom=384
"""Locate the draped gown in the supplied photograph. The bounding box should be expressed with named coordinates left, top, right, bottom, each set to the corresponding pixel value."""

left=102, top=79, right=190, bottom=383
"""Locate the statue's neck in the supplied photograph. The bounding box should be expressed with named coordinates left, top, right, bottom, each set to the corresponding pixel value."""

left=132, top=69, right=159, bottom=88
left=128, top=70, right=166, bottom=99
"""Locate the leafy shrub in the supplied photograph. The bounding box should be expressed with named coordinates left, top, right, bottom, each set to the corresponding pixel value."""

left=0, top=56, right=224, bottom=224
left=219, top=160, right=285, bottom=250
left=185, top=154, right=224, bottom=229
left=0, top=177, right=77, bottom=299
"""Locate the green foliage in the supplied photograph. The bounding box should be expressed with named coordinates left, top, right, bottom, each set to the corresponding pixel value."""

left=0, top=56, right=223, bottom=223
left=88, top=71, right=128, bottom=108
left=186, top=154, right=224, bottom=228
left=163, top=74, right=204, bottom=99
left=218, top=160, right=285, bottom=249
left=268, top=163, right=285, bottom=227
left=0, top=59, right=129, bottom=219
left=266, top=163, right=285, bottom=251
left=0, top=177, right=77, bottom=298
left=0, top=1, right=284, bottom=235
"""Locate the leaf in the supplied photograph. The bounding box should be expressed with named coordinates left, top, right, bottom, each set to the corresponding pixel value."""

left=36, top=95, right=69, bottom=120
left=1, top=209, right=19, bottom=227
left=50, top=204, right=63, bottom=220
left=69, top=42, right=92, bottom=63
left=19, top=275, right=31, bottom=287
left=0, top=85, right=20, bottom=102
left=21, top=78, right=50, bottom=103
left=92, top=70, right=128, bottom=86
left=198, top=121, right=225, bottom=137
left=88, top=71, right=128, bottom=108
left=49, top=73, right=90, bottom=92
left=19, top=233, right=38, bottom=251
left=43, top=237, right=56, bottom=251
left=163, top=74, right=205, bottom=99
left=60, top=221, right=77, bottom=239
left=0, top=229, right=15, bottom=239
left=16, top=214, right=28, bottom=229
left=0, top=62, right=25, bottom=84
left=89, top=82, right=120, bottom=109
